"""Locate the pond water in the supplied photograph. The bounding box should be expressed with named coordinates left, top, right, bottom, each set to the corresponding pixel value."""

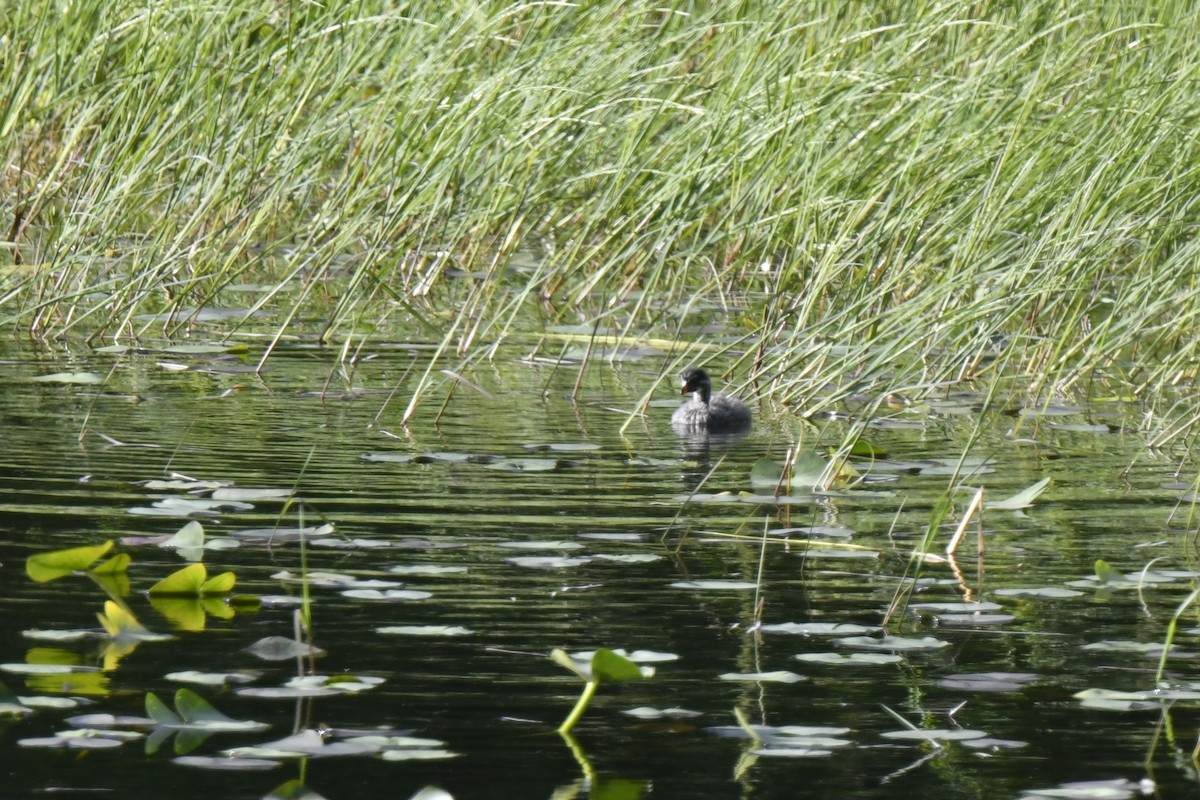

left=2, top=342, right=1198, bottom=800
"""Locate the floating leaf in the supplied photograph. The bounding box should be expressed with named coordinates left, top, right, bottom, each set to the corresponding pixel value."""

left=97, top=601, right=171, bottom=642
left=985, top=477, right=1051, bottom=510
left=27, top=541, right=114, bottom=582
left=341, top=589, right=432, bottom=601
left=149, top=564, right=203, bottom=596
left=484, top=458, right=558, bottom=472
left=719, top=671, right=806, bottom=683
left=992, top=587, right=1084, bottom=599
left=30, top=371, right=104, bottom=384
left=377, top=626, right=473, bottom=637
left=910, top=601, right=1003, bottom=613
left=162, top=521, right=205, bottom=550
left=1018, top=778, right=1145, bottom=800
left=762, top=623, right=879, bottom=636
left=835, top=635, right=950, bottom=652
left=244, top=636, right=325, bottom=661
left=210, top=488, right=292, bottom=501
left=1094, top=559, right=1125, bottom=585
left=172, top=755, right=280, bottom=770
left=551, top=648, right=654, bottom=683
left=91, top=553, right=131, bottom=575
left=881, top=728, right=987, bottom=741
left=507, top=556, right=591, bottom=569
left=937, top=672, right=1039, bottom=692
left=671, top=580, right=759, bottom=590
left=794, top=652, right=902, bottom=665
left=621, top=706, right=702, bottom=720
left=386, top=565, right=467, bottom=576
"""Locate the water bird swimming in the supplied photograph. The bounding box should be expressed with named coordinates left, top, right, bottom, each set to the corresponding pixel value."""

left=670, top=366, right=752, bottom=433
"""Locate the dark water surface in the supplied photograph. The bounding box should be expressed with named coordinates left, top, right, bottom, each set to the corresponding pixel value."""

left=1, top=344, right=1197, bottom=799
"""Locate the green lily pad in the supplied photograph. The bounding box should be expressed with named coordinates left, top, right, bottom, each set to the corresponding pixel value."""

left=26, top=541, right=115, bottom=582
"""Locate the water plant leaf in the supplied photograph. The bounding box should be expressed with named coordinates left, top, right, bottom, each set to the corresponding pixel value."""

left=201, top=571, right=237, bottom=594
left=407, top=788, right=455, bottom=800
left=936, top=672, right=1039, bottom=692
left=590, top=649, right=651, bottom=683
left=21, top=629, right=95, bottom=642
left=985, top=477, right=1052, bottom=510
left=0, top=680, right=33, bottom=718
left=97, top=601, right=171, bottom=642
left=508, top=556, right=592, bottom=568
left=992, top=587, right=1084, bottom=598
left=148, top=564, right=202, bottom=596
left=498, top=540, right=584, bottom=550
left=484, top=457, right=559, bottom=472
left=166, top=670, right=259, bottom=686
left=551, top=648, right=653, bottom=683
left=834, top=635, right=950, bottom=652
left=210, top=488, right=292, bottom=501
left=1080, top=641, right=1170, bottom=654
left=30, top=371, right=104, bottom=384
left=341, top=589, right=433, bottom=601
left=794, top=652, right=902, bottom=665
left=1018, top=778, right=1146, bottom=800
left=880, top=728, right=987, bottom=741
left=163, top=521, right=205, bottom=550
left=225, top=730, right=380, bottom=758
left=1093, top=559, right=1125, bottom=585
left=146, top=692, right=182, bottom=726
left=244, top=636, right=325, bottom=661
left=910, top=601, right=1003, bottom=612
left=621, top=707, right=702, bottom=720
left=263, top=778, right=328, bottom=800
left=386, top=565, right=468, bottom=575
left=172, top=755, right=280, bottom=770
left=26, top=541, right=115, bottom=582
left=719, top=671, right=806, bottom=683
left=377, top=625, right=474, bottom=637
left=591, top=553, right=662, bottom=564
left=761, top=623, right=879, bottom=636
left=90, top=553, right=131, bottom=575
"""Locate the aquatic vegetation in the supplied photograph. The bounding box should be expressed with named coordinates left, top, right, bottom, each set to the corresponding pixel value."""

left=551, top=648, right=657, bottom=733
left=4, top=2, right=1200, bottom=442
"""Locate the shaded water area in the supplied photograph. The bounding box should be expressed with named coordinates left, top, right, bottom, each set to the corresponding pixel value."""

left=3, top=342, right=1200, bottom=799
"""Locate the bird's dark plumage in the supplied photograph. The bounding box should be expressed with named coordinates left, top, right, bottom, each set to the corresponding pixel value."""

left=670, top=366, right=751, bottom=433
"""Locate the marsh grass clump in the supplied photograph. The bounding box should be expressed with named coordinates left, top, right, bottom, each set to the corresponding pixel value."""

left=4, top=2, right=1200, bottom=435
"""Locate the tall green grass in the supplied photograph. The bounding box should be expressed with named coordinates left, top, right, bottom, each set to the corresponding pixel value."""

left=3, top=1, right=1200, bottom=429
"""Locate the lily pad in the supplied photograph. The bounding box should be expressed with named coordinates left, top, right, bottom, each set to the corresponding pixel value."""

left=936, top=672, right=1039, bottom=692
left=762, top=623, right=879, bottom=636
left=719, top=671, right=806, bottom=683
left=794, top=652, right=902, bottom=665
left=880, top=728, right=987, bottom=741
left=992, top=587, right=1084, bottom=599
left=30, top=371, right=104, bottom=384
left=377, top=625, right=474, bottom=637
left=835, top=635, right=950, bottom=652
left=671, top=580, right=759, bottom=590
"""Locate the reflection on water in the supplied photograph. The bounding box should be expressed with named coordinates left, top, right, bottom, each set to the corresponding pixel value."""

left=0, top=344, right=1193, bottom=799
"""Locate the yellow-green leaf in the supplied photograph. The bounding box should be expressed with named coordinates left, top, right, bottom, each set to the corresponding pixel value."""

left=149, top=564, right=206, bottom=596
left=27, top=541, right=114, bottom=583
left=200, top=571, right=236, bottom=595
